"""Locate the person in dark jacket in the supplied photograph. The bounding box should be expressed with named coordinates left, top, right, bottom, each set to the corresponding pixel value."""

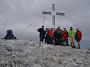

left=54, top=26, right=63, bottom=45
left=45, top=28, right=50, bottom=44
left=3, top=29, right=16, bottom=40
left=62, top=28, right=69, bottom=46
left=37, top=26, right=46, bottom=42
left=75, top=29, right=82, bottom=49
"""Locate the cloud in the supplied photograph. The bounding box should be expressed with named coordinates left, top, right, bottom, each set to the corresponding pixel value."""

left=0, top=0, right=90, bottom=41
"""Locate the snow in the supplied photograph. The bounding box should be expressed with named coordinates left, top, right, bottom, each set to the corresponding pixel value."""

left=0, top=40, right=90, bottom=67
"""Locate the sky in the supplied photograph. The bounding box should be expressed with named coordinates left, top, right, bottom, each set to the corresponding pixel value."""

left=0, top=0, right=90, bottom=48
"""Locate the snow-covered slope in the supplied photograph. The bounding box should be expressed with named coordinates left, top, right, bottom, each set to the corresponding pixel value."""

left=0, top=40, right=90, bottom=67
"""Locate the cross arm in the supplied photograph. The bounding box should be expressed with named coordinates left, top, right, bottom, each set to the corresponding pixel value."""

left=42, top=11, right=52, bottom=15
left=56, top=12, right=65, bottom=16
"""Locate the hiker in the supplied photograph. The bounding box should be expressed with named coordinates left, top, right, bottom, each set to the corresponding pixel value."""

left=51, top=28, right=55, bottom=44
left=37, top=26, right=46, bottom=42
left=46, top=28, right=53, bottom=44
left=49, top=28, right=55, bottom=44
left=3, top=29, right=16, bottom=40
left=45, top=28, right=48, bottom=43
left=68, top=27, right=76, bottom=48
left=62, top=28, right=69, bottom=46
left=54, top=26, right=63, bottom=45
left=75, top=29, right=82, bottom=49
left=45, top=28, right=50, bottom=44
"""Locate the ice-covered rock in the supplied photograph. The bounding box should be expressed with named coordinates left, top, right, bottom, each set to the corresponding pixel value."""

left=0, top=40, right=90, bottom=67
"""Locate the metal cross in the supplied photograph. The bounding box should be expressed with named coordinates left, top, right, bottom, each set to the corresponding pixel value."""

left=42, top=3, right=65, bottom=26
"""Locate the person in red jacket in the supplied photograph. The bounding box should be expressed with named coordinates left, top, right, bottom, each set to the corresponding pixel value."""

left=62, top=28, right=69, bottom=46
left=75, top=29, right=82, bottom=49
left=47, top=28, right=55, bottom=44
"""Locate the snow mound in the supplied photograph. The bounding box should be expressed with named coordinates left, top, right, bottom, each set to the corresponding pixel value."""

left=0, top=40, right=90, bottom=67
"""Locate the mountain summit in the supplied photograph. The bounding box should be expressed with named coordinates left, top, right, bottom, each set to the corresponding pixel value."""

left=0, top=40, right=90, bottom=67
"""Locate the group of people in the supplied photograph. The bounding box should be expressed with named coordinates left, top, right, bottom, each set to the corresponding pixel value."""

left=2, top=26, right=82, bottom=49
left=37, top=26, right=82, bottom=49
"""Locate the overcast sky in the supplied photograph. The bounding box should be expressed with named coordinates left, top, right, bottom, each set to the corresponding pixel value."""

left=0, top=0, right=90, bottom=44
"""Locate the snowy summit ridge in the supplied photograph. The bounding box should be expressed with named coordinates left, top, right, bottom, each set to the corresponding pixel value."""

left=0, top=40, right=90, bottom=67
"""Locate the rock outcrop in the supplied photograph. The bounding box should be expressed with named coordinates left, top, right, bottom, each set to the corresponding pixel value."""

left=0, top=40, right=90, bottom=67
